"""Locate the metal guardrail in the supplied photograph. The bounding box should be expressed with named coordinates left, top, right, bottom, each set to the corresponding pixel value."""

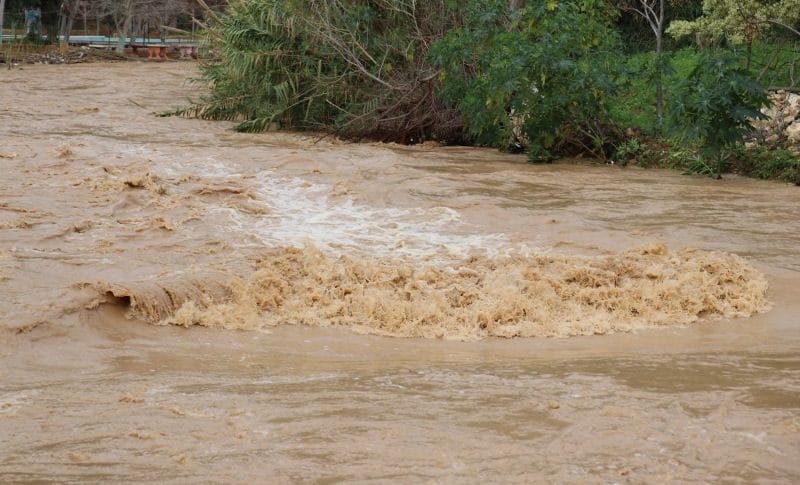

left=64, top=36, right=199, bottom=46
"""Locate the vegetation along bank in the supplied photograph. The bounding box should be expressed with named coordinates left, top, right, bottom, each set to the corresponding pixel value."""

left=177, top=0, right=800, bottom=183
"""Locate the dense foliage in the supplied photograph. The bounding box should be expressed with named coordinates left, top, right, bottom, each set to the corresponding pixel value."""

left=429, top=0, right=621, bottom=159
left=668, top=53, right=769, bottom=177
left=191, top=0, right=624, bottom=155
left=669, top=0, right=800, bottom=47
left=180, top=0, right=798, bottom=181
left=187, top=0, right=464, bottom=143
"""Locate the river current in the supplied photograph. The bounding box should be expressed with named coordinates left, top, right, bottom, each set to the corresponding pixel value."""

left=1, top=63, right=798, bottom=482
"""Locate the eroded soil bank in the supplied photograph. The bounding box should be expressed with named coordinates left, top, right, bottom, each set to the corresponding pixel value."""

left=1, top=63, right=799, bottom=482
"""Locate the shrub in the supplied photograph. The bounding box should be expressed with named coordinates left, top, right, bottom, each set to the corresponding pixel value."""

left=614, top=137, right=648, bottom=165
left=668, top=52, right=770, bottom=178
left=429, top=0, right=622, bottom=160
left=186, top=0, right=464, bottom=143
left=731, top=146, right=800, bottom=184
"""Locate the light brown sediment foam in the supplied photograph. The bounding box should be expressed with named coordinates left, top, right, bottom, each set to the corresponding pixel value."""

left=88, top=243, right=769, bottom=339
left=84, top=276, right=232, bottom=324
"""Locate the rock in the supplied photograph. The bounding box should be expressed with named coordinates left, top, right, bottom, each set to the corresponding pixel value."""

left=751, top=120, right=771, bottom=132
left=749, top=91, right=800, bottom=145
left=786, top=122, right=800, bottom=143
left=625, top=127, right=642, bottom=138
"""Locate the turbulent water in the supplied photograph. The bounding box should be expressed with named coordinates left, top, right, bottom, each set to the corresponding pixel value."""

left=1, top=63, right=799, bottom=482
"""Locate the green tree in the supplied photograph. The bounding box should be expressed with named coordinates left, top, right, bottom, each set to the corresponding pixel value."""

left=668, top=0, right=800, bottom=68
left=620, top=1, right=668, bottom=125
left=668, top=53, right=769, bottom=178
left=429, top=0, right=620, bottom=160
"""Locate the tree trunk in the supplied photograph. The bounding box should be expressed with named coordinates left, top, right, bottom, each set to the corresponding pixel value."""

left=42, top=0, right=59, bottom=44
left=116, top=12, right=132, bottom=53
left=65, top=13, right=74, bottom=43
left=0, top=0, right=6, bottom=46
left=746, top=40, right=752, bottom=71
left=655, top=36, right=663, bottom=126
left=59, top=7, right=66, bottom=38
left=654, top=0, right=664, bottom=128
left=60, top=3, right=77, bottom=44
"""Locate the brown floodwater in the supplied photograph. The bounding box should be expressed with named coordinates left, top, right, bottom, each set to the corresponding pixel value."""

left=1, top=63, right=799, bottom=482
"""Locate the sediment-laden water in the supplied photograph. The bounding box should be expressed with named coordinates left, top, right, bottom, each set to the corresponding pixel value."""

left=1, top=63, right=799, bottom=482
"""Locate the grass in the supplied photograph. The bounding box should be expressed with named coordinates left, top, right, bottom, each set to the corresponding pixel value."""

left=0, top=42, right=51, bottom=63
left=613, top=136, right=800, bottom=185
left=730, top=146, right=800, bottom=185
left=747, top=41, right=800, bottom=88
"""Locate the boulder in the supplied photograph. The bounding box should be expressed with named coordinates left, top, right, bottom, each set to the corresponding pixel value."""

left=748, top=91, right=800, bottom=148
left=786, top=122, right=800, bottom=143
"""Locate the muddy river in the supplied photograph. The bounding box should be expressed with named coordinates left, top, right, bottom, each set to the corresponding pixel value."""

left=1, top=63, right=799, bottom=482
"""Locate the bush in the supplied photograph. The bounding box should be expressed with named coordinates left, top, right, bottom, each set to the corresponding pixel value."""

left=668, top=52, right=769, bottom=178
left=731, top=146, right=800, bottom=184
left=429, top=0, right=622, bottom=160
left=611, top=43, right=797, bottom=137
left=186, top=0, right=464, bottom=143
left=612, top=136, right=702, bottom=172
left=614, top=137, right=648, bottom=165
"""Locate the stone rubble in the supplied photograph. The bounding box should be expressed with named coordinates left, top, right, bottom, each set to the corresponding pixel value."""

left=750, top=90, right=800, bottom=151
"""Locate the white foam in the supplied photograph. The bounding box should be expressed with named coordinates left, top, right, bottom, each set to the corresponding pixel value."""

left=157, top=156, right=238, bottom=178
left=245, top=171, right=509, bottom=258
left=155, top=154, right=512, bottom=258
